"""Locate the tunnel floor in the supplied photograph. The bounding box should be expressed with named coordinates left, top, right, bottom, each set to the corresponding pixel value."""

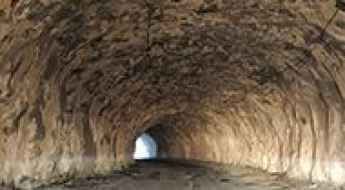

left=9, top=160, right=337, bottom=190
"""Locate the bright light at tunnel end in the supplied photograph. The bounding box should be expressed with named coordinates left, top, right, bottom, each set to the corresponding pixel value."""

left=133, top=133, right=158, bottom=160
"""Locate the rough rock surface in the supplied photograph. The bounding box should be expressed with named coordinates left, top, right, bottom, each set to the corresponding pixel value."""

left=0, top=0, right=345, bottom=188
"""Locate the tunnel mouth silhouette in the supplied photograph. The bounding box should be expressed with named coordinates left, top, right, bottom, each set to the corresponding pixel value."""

left=133, top=133, right=158, bottom=160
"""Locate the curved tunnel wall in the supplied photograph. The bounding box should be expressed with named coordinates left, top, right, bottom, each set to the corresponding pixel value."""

left=0, top=0, right=345, bottom=188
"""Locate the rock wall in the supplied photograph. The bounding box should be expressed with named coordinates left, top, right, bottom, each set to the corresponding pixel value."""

left=0, top=0, right=345, bottom=188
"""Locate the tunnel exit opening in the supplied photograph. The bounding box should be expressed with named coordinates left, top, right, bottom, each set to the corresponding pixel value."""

left=133, top=133, right=158, bottom=160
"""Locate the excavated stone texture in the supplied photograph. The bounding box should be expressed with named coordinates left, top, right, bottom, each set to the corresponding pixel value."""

left=0, top=0, right=345, bottom=188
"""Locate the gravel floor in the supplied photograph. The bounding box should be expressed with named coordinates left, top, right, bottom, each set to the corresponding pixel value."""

left=2, top=160, right=342, bottom=190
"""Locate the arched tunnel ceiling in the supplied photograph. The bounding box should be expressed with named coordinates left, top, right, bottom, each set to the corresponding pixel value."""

left=0, top=0, right=345, bottom=188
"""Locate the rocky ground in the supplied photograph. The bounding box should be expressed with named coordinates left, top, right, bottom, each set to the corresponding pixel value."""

left=1, top=160, right=339, bottom=190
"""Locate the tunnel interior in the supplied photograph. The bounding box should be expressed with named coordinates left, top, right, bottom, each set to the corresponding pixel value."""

left=0, top=0, right=345, bottom=189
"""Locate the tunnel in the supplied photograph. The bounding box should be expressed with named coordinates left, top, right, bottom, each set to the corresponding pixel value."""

left=0, top=0, right=345, bottom=189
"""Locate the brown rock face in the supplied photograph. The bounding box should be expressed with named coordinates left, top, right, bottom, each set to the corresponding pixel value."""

left=0, top=0, right=345, bottom=188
